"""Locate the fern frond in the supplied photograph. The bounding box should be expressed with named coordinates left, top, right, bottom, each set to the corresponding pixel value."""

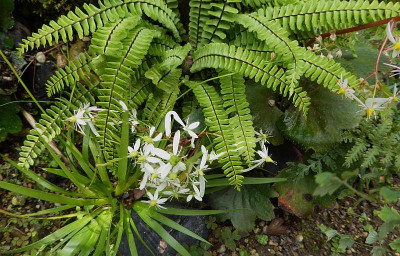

left=235, top=14, right=306, bottom=90
left=229, top=29, right=274, bottom=55
left=188, top=80, right=244, bottom=189
left=96, top=26, right=159, bottom=159
left=219, top=72, right=256, bottom=163
left=145, top=44, right=189, bottom=93
left=46, top=52, right=95, bottom=97
left=145, top=68, right=182, bottom=93
left=189, top=0, right=212, bottom=49
left=241, top=0, right=271, bottom=8
left=200, top=0, right=239, bottom=46
left=302, top=50, right=359, bottom=90
left=148, top=36, right=177, bottom=57
left=19, top=82, right=99, bottom=169
left=129, top=80, right=152, bottom=110
left=191, top=43, right=311, bottom=115
left=255, top=0, right=400, bottom=36
left=89, top=17, right=139, bottom=56
left=18, top=0, right=180, bottom=54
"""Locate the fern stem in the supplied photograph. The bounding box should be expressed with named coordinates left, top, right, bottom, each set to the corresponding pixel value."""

left=178, top=72, right=235, bottom=100
left=0, top=49, right=45, bottom=114
left=306, top=17, right=400, bottom=47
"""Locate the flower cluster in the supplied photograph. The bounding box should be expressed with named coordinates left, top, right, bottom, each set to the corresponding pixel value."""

left=67, top=103, right=101, bottom=136
left=131, top=111, right=221, bottom=209
left=337, top=75, right=398, bottom=119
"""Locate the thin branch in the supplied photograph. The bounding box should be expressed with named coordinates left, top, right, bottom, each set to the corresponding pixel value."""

left=306, top=17, right=400, bottom=47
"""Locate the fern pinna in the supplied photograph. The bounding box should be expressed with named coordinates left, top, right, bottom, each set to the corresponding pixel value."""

left=17, top=0, right=400, bottom=189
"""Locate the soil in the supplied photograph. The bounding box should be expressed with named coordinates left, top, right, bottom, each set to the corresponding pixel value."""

left=205, top=197, right=400, bottom=256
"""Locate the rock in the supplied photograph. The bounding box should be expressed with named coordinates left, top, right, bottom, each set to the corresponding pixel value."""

left=56, top=52, right=67, bottom=68
left=119, top=203, right=208, bottom=256
left=218, top=245, right=226, bottom=254
left=11, top=195, right=26, bottom=206
left=295, top=234, right=303, bottom=243
left=35, top=52, right=46, bottom=64
left=268, top=240, right=278, bottom=247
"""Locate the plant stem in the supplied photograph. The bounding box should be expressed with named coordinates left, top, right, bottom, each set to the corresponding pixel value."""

left=336, top=177, right=380, bottom=204
left=0, top=49, right=45, bottom=114
left=306, top=17, right=400, bottom=47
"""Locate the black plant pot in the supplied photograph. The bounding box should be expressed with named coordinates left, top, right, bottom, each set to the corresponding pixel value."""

left=119, top=203, right=208, bottom=256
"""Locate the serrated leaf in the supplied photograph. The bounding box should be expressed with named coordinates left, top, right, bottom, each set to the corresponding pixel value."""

left=365, top=229, right=378, bottom=244
left=379, top=187, right=400, bottom=203
left=319, top=224, right=339, bottom=241
left=313, top=172, right=342, bottom=197
left=277, top=85, right=361, bottom=152
left=371, top=246, right=386, bottom=256
left=338, top=235, right=354, bottom=251
left=207, top=184, right=275, bottom=232
left=390, top=238, right=400, bottom=252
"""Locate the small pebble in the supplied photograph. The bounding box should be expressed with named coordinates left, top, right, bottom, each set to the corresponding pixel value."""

left=295, top=234, right=304, bottom=243
left=269, top=240, right=278, bottom=246
left=262, top=225, right=268, bottom=233
left=218, top=245, right=226, bottom=254
left=259, top=221, right=265, bottom=227
left=35, top=52, right=46, bottom=63
left=253, top=227, right=260, bottom=234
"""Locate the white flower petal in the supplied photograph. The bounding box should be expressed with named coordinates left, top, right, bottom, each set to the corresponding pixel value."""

left=387, top=22, right=396, bottom=44
left=119, top=100, right=128, bottom=111
left=153, top=148, right=170, bottom=160
left=188, top=121, right=200, bottom=130
left=173, top=130, right=180, bottom=155
left=153, top=133, right=162, bottom=142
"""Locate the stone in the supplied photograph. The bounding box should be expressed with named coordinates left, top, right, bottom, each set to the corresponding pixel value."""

left=35, top=52, right=46, bottom=64
left=295, top=234, right=304, bottom=243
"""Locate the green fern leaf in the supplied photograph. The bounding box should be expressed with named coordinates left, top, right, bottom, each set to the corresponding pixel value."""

left=188, top=80, right=244, bottom=189
left=191, top=43, right=311, bottom=115
left=255, top=0, right=400, bottom=37
left=302, top=50, right=359, bottom=90
left=235, top=14, right=306, bottom=91
left=219, top=72, right=256, bottom=163
left=45, top=52, right=95, bottom=97
left=200, top=0, right=240, bottom=46
left=189, top=0, right=212, bottom=49
left=96, top=26, right=159, bottom=159
left=17, top=0, right=180, bottom=54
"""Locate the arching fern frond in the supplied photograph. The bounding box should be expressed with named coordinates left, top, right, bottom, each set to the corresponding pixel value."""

left=17, top=0, right=180, bottom=54
left=191, top=43, right=311, bottom=115
left=219, top=72, right=256, bottom=163
left=200, top=0, right=240, bottom=46
left=46, top=52, right=95, bottom=97
left=19, top=81, right=99, bottom=169
left=89, top=17, right=138, bottom=56
left=235, top=14, right=306, bottom=90
left=188, top=80, right=244, bottom=189
left=255, top=0, right=400, bottom=36
left=189, top=0, right=212, bottom=49
left=301, top=50, right=359, bottom=90
left=145, top=44, right=189, bottom=93
left=96, top=26, right=160, bottom=160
